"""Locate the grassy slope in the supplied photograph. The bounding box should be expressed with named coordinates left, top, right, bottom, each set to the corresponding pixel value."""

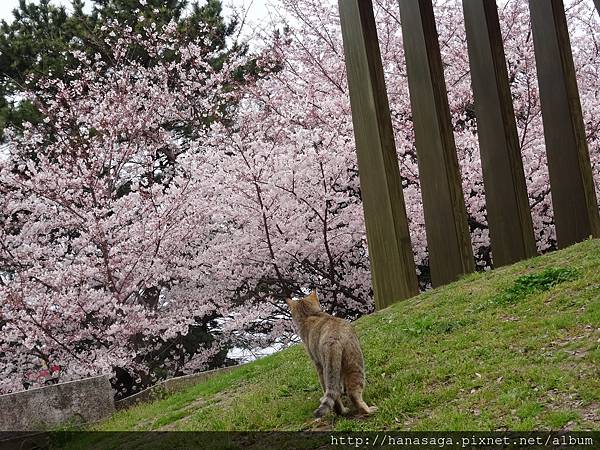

left=95, top=240, right=600, bottom=432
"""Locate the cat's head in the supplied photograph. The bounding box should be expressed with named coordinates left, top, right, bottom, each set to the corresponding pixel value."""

left=286, top=290, right=322, bottom=320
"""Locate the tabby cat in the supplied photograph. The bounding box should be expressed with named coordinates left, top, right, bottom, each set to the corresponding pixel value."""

left=286, top=291, right=377, bottom=417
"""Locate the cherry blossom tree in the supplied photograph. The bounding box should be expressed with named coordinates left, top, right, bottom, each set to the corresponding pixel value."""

left=192, top=0, right=599, bottom=358
left=0, top=19, right=254, bottom=396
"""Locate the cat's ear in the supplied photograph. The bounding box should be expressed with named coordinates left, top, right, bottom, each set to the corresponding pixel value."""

left=307, top=290, right=321, bottom=309
left=285, top=298, right=294, bottom=308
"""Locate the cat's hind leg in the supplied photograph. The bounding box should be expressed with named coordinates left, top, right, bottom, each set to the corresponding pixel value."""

left=314, top=345, right=342, bottom=418
left=349, top=390, right=377, bottom=416
left=346, top=372, right=377, bottom=416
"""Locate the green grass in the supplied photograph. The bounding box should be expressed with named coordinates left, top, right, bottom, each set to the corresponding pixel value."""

left=76, top=240, right=600, bottom=435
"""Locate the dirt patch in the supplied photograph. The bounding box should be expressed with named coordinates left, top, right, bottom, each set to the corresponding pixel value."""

left=544, top=390, right=599, bottom=430
left=551, top=325, right=598, bottom=346
left=540, top=325, right=599, bottom=359
left=581, top=403, right=600, bottom=426
left=307, top=417, right=335, bottom=431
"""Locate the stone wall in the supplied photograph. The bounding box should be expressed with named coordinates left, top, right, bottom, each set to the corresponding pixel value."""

left=0, top=375, right=115, bottom=431
left=0, top=363, right=244, bottom=433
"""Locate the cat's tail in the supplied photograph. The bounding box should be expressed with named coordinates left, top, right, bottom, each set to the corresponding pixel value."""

left=314, top=344, right=342, bottom=418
